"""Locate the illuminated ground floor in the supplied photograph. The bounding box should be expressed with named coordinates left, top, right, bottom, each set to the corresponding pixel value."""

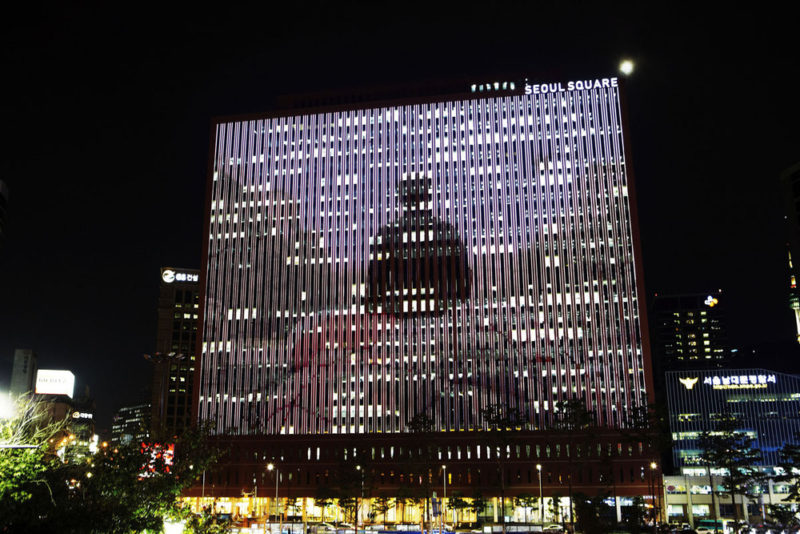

left=663, top=474, right=799, bottom=527
left=181, top=494, right=651, bottom=527
left=181, top=430, right=664, bottom=527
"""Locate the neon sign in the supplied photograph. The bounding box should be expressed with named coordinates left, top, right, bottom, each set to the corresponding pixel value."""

left=524, top=78, right=618, bottom=95
left=703, top=374, right=776, bottom=389
left=161, top=269, right=199, bottom=284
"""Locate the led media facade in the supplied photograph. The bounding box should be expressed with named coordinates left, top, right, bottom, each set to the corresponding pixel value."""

left=199, top=78, right=648, bottom=435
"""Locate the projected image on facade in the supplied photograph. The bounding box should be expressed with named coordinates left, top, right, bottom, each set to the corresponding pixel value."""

left=199, top=78, right=648, bottom=435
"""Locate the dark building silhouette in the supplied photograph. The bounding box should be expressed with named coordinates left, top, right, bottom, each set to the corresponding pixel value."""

left=0, top=180, right=7, bottom=246
left=112, top=403, right=151, bottom=446
left=651, top=291, right=729, bottom=374
left=650, top=290, right=730, bottom=415
left=150, top=267, right=200, bottom=436
left=10, top=348, right=37, bottom=398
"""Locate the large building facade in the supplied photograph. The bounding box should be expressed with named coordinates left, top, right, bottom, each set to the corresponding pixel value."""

left=196, top=76, right=651, bottom=436
left=666, top=368, right=800, bottom=469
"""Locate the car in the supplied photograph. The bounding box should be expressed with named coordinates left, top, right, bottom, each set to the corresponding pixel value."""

left=543, top=526, right=564, bottom=533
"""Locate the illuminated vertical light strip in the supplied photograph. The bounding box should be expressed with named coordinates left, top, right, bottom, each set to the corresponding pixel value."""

left=200, top=80, right=646, bottom=435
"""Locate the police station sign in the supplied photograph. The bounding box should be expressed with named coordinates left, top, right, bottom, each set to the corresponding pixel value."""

left=704, top=374, right=776, bottom=390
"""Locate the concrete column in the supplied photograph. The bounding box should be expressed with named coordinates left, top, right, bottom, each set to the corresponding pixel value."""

left=742, top=493, right=749, bottom=523
left=615, top=496, right=622, bottom=523
left=768, top=478, right=775, bottom=514
left=493, top=497, right=499, bottom=522
left=686, top=476, right=694, bottom=527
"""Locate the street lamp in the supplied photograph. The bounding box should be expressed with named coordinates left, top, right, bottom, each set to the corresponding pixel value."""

left=536, top=464, right=543, bottom=525
left=356, top=465, right=364, bottom=533
left=442, top=465, right=447, bottom=531
left=268, top=463, right=281, bottom=534
left=649, top=462, right=658, bottom=532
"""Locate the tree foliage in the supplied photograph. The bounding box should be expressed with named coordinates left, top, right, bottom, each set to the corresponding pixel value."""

left=699, top=412, right=763, bottom=524
left=0, top=397, right=69, bottom=527
left=621, top=402, right=672, bottom=458
left=777, top=432, right=800, bottom=502
left=552, top=398, right=595, bottom=431
left=372, top=494, right=393, bottom=528
left=1, top=398, right=224, bottom=534
left=480, top=405, right=524, bottom=533
left=513, top=493, right=538, bottom=523
left=768, top=504, right=799, bottom=528
left=573, top=493, right=612, bottom=534
left=448, top=491, right=470, bottom=525
left=551, top=398, right=596, bottom=526
left=468, top=491, right=488, bottom=520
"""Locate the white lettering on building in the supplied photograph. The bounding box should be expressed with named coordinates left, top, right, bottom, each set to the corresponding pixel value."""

left=524, top=78, right=618, bottom=95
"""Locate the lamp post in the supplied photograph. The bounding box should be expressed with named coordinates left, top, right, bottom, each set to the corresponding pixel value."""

left=268, top=463, right=280, bottom=534
left=650, top=462, right=658, bottom=533
left=356, top=465, right=364, bottom=533
left=442, top=465, right=447, bottom=532
left=536, top=464, right=543, bottom=525
left=254, top=474, right=258, bottom=519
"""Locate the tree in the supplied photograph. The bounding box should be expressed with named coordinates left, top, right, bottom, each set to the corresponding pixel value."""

left=777, top=432, right=800, bottom=502
left=406, top=412, right=435, bottom=433
left=573, top=492, right=611, bottom=534
left=0, top=396, right=69, bottom=531
left=332, top=442, right=374, bottom=528
left=184, top=507, right=233, bottom=534
left=0, top=398, right=224, bottom=534
left=621, top=402, right=672, bottom=460
left=405, top=412, right=438, bottom=531
left=448, top=491, right=470, bottom=526
left=548, top=492, right=562, bottom=524
left=372, top=494, right=393, bottom=528
left=552, top=397, right=596, bottom=528
left=622, top=495, right=646, bottom=534
left=619, top=403, right=671, bottom=521
left=468, top=491, right=489, bottom=525
left=699, top=412, right=763, bottom=527
left=768, top=504, right=798, bottom=528
left=481, top=404, right=524, bottom=534
left=315, top=485, right=337, bottom=523
left=396, top=484, right=423, bottom=524
left=514, top=493, right=537, bottom=524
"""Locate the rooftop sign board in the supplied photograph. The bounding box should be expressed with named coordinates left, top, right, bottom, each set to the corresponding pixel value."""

left=161, top=268, right=199, bottom=284
left=35, top=369, right=75, bottom=398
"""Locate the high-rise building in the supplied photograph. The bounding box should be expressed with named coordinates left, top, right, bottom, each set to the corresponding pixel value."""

left=189, top=77, right=655, bottom=516
left=197, top=76, right=651, bottom=436
left=10, top=348, right=37, bottom=398
left=150, top=267, right=200, bottom=435
left=112, top=403, right=151, bottom=446
left=651, top=291, right=729, bottom=372
left=780, top=163, right=800, bottom=344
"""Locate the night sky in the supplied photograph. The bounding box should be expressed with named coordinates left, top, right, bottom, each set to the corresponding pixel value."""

left=1, top=5, right=798, bottom=432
